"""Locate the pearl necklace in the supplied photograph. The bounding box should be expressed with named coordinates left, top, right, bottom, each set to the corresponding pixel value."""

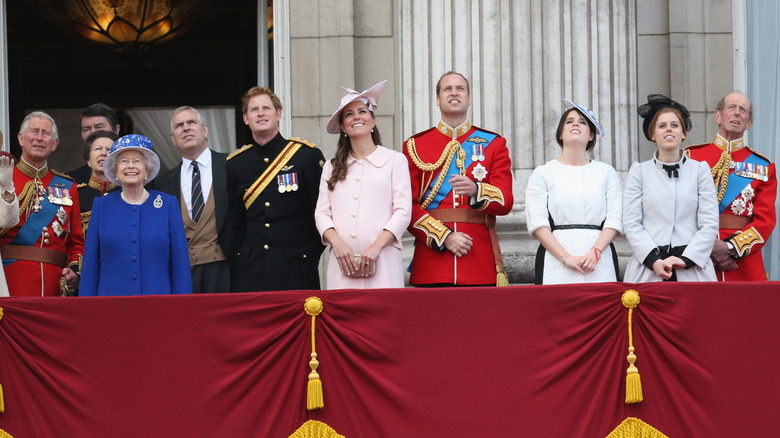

left=121, top=189, right=149, bottom=205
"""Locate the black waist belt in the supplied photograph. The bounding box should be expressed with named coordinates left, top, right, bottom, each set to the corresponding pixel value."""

left=551, top=224, right=603, bottom=231
left=657, top=244, right=687, bottom=258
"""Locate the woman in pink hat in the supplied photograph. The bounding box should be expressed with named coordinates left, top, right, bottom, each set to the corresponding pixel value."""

left=315, top=80, right=412, bottom=289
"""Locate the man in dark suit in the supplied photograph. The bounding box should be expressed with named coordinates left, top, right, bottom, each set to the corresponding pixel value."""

left=154, top=106, right=232, bottom=293
left=67, top=103, right=121, bottom=184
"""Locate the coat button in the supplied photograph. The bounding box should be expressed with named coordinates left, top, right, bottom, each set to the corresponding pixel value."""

left=264, top=245, right=269, bottom=250
left=265, top=223, right=270, bottom=228
left=303, top=254, right=308, bottom=259
left=350, top=233, right=356, bottom=238
left=264, top=158, right=269, bottom=163
left=265, top=202, right=271, bottom=207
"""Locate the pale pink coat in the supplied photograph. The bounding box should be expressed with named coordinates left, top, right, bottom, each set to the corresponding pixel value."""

left=315, top=146, right=412, bottom=289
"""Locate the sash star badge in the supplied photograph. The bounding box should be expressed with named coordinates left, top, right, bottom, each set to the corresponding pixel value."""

left=471, top=163, right=488, bottom=181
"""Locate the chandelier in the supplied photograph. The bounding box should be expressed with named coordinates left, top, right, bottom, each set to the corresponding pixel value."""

left=28, top=0, right=220, bottom=52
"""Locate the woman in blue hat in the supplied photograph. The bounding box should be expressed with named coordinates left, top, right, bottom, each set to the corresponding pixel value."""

left=526, top=100, right=623, bottom=284
left=80, top=134, right=192, bottom=296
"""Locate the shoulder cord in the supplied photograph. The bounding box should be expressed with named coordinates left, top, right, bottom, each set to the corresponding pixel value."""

left=711, top=150, right=732, bottom=203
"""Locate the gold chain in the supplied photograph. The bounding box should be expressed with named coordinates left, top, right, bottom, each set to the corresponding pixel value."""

left=406, top=138, right=466, bottom=209
left=711, top=150, right=732, bottom=203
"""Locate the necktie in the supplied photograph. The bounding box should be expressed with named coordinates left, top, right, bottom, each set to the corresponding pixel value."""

left=191, top=162, right=204, bottom=222
left=662, top=164, right=679, bottom=178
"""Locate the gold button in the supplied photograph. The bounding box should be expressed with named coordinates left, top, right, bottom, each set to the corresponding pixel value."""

left=454, top=202, right=460, bottom=207
left=265, top=223, right=270, bottom=228
left=265, top=202, right=270, bottom=207
left=264, top=158, right=269, bottom=163
left=44, top=239, right=50, bottom=245
left=303, top=254, right=308, bottom=259
left=264, top=245, right=269, bottom=250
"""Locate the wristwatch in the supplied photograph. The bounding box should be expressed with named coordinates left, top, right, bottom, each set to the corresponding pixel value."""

left=726, top=241, right=738, bottom=260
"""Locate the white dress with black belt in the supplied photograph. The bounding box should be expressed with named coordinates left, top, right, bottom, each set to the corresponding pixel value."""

left=526, top=159, right=623, bottom=284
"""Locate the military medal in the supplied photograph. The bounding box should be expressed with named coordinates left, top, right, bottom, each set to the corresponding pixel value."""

left=471, top=163, right=488, bottom=181
left=291, top=173, right=299, bottom=191
left=284, top=173, right=292, bottom=192
left=471, top=144, right=479, bottom=162
left=57, top=207, right=68, bottom=224
left=52, top=221, right=64, bottom=237
left=478, top=145, right=485, bottom=161
left=153, top=194, right=163, bottom=209
left=277, top=175, right=286, bottom=193
left=47, top=184, right=73, bottom=206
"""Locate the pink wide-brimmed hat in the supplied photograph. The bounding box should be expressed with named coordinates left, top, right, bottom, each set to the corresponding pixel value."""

left=326, top=80, right=387, bottom=134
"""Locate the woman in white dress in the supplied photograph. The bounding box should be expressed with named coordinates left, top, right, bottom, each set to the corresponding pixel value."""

left=623, top=94, right=718, bottom=282
left=526, top=100, right=622, bottom=284
left=315, top=80, right=412, bottom=289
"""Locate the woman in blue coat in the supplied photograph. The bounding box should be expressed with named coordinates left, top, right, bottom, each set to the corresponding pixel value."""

left=80, top=134, right=192, bottom=296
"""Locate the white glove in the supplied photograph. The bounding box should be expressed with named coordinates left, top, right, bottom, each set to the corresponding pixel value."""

left=0, top=155, right=15, bottom=191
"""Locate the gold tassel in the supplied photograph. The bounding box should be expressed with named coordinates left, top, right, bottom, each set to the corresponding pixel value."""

left=0, top=383, right=4, bottom=413
left=304, top=297, right=324, bottom=410
left=496, top=265, right=509, bottom=287
left=621, top=290, right=643, bottom=404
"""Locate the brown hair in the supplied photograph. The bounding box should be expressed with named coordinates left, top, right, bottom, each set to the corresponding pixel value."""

left=241, top=87, right=282, bottom=114
left=555, top=108, right=597, bottom=151
left=326, top=109, right=383, bottom=191
left=646, top=107, right=687, bottom=141
left=435, top=71, right=470, bottom=96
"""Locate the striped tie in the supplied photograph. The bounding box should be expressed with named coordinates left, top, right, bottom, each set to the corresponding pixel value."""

left=191, top=162, right=204, bottom=222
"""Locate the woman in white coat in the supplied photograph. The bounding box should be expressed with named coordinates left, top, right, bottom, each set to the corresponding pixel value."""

left=526, top=100, right=622, bottom=284
left=623, top=94, right=718, bottom=282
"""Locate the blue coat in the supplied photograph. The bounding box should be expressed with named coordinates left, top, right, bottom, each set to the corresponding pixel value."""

left=80, top=190, right=193, bottom=296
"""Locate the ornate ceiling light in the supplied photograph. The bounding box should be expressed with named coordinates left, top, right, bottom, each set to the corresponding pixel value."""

left=28, top=0, right=220, bottom=53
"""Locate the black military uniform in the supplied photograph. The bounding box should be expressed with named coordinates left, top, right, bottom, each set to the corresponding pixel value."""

left=77, top=176, right=118, bottom=236
left=226, top=132, right=325, bottom=292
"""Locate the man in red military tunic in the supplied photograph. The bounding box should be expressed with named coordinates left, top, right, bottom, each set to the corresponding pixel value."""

left=403, top=71, right=513, bottom=286
left=685, top=92, right=776, bottom=281
left=0, top=112, right=84, bottom=296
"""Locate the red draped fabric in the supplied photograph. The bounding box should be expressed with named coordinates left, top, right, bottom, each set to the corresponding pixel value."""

left=0, top=282, right=777, bottom=437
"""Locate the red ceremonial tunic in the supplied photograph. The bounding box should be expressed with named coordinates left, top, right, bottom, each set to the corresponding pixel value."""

left=404, top=121, right=513, bottom=285
left=686, top=134, right=777, bottom=281
left=1, top=162, right=84, bottom=296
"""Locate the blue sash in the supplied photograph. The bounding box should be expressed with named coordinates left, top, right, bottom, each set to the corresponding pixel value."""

left=4, top=175, right=73, bottom=266
left=424, top=130, right=498, bottom=210
left=719, top=152, right=768, bottom=214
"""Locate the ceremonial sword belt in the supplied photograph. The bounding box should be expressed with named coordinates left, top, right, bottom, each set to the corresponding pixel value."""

left=0, top=244, right=68, bottom=267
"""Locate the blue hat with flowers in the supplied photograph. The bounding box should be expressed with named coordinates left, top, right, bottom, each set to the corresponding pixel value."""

left=563, top=99, right=605, bottom=136
left=103, top=134, right=161, bottom=186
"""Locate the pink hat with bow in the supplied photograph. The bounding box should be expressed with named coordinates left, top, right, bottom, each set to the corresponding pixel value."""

left=326, top=80, right=387, bottom=134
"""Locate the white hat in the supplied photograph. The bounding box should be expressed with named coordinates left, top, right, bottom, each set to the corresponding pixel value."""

left=103, top=134, right=161, bottom=186
left=326, top=80, right=387, bottom=134
left=563, top=99, right=605, bottom=136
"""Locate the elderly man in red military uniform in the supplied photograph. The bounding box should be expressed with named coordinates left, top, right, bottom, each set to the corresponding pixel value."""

left=404, top=71, right=513, bottom=286
left=0, top=112, right=84, bottom=296
left=685, top=92, right=776, bottom=281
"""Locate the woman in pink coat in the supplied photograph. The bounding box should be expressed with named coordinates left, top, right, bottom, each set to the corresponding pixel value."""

left=315, top=80, right=412, bottom=289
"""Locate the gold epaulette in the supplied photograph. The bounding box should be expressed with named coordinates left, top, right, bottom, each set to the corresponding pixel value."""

left=471, top=125, right=504, bottom=138
left=227, top=144, right=253, bottom=160
left=746, top=146, right=772, bottom=164
left=289, top=137, right=317, bottom=148
left=683, top=143, right=709, bottom=158
left=50, top=169, right=75, bottom=182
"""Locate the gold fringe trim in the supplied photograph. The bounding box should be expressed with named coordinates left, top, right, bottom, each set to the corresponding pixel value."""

left=605, top=417, right=668, bottom=438
left=304, top=297, right=324, bottom=410
left=622, top=290, right=643, bottom=404
left=289, top=420, right=344, bottom=438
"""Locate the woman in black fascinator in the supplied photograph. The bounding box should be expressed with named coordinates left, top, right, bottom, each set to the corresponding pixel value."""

left=622, top=94, right=719, bottom=282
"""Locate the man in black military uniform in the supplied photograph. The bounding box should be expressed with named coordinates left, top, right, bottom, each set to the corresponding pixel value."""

left=226, top=87, right=325, bottom=292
